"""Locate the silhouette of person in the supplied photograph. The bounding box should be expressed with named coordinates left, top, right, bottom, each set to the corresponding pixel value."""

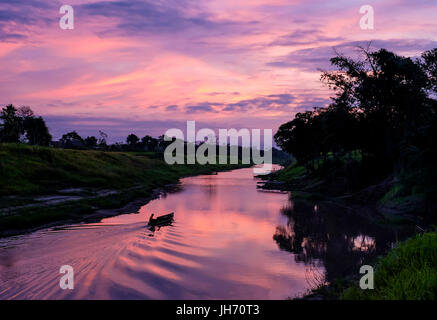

left=148, top=213, right=155, bottom=224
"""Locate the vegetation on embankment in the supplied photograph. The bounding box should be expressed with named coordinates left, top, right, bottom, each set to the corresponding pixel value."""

left=342, top=230, right=437, bottom=300
left=265, top=157, right=429, bottom=223
left=0, top=143, right=246, bottom=236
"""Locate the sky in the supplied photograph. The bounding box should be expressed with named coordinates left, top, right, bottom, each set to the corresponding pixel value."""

left=1, top=0, right=437, bottom=142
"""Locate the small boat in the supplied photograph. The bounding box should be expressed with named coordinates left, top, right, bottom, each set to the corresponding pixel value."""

left=148, top=212, right=174, bottom=226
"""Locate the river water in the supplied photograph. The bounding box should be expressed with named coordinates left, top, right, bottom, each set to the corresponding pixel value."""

left=0, top=167, right=411, bottom=299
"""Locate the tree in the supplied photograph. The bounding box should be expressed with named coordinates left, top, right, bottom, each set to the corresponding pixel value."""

left=84, top=136, right=98, bottom=149
left=16, top=106, right=34, bottom=119
left=274, top=111, right=320, bottom=167
left=421, top=48, right=437, bottom=95
left=60, top=131, right=84, bottom=149
left=126, top=134, right=140, bottom=148
left=98, top=130, right=108, bottom=149
left=320, top=47, right=429, bottom=165
left=141, top=135, right=158, bottom=151
left=23, top=116, right=52, bottom=146
left=0, top=104, right=22, bottom=143
left=0, top=105, right=52, bottom=146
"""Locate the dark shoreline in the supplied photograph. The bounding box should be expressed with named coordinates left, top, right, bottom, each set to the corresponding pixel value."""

left=256, top=177, right=424, bottom=226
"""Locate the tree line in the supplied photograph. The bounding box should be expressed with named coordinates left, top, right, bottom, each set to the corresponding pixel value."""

left=0, top=106, right=241, bottom=154
left=0, top=108, right=290, bottom=165
left=57, top=131, right=171, bottom=152
left=0, top=104, right=170, bottom=152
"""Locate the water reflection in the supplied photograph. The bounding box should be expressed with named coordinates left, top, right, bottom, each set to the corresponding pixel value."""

left=273, top=199, right=413, bottom=283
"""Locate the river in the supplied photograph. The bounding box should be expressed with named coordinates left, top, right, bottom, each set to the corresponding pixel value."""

left=0, top=166, right=411, bottom=299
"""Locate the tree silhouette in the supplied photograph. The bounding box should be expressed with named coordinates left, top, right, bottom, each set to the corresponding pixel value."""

left=60, top=131, right=84, bottom=149
left=126, top=133, right=140, bottom=150
left=0, top=105, right=22, bottom=143
left=141, top=135, right=158, bottom=151
left=0, top=105, right=51, bottom=145
left=84, top=136, right=98, bottom=149
left=23, top=116, right=52, bottom=146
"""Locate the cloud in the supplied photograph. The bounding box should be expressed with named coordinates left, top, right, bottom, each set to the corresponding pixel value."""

left=166, top=105, right=179, bottom=111
left=180, top=93, right=296, bottom=113
left=270, top=29, right=344, bottom=46
left=223, top=94, right=295, bottom=111
left=0, top=0, right=56, bottom=42
left=267, top=39, right=437, bottom=72
left=185, top=102, right=222, bottom=113
left=79, top=0, right=244, bottom=37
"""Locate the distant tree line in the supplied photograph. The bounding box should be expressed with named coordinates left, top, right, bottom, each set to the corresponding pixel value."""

left=1, top=106, right=290, bottom=164
left=0, top=105, right=171, bottom=152
left=55, top=131, right=172, bottom=152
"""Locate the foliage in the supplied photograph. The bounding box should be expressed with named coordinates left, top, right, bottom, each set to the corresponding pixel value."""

left=126, top=133, right=140, bottom=147
left=0, top=105, right=51, bottom=145
left=60, top=131, right=84, bottom=149
left=23, top=117, right=52, bottom=146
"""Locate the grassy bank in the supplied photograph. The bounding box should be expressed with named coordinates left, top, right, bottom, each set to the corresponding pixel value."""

left=342, top=230, right=437, bottom=300
left=0, top=143, right=246, bottom=235
left=267, top=158, right=428, bottom=217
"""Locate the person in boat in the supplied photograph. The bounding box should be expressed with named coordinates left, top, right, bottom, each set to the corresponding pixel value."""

left=148, top=213, right=155, bottom=224
left=148, top=212, right=174, bottom=226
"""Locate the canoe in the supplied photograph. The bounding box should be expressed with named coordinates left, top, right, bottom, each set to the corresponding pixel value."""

left=148, top=212, right=174, bottom=226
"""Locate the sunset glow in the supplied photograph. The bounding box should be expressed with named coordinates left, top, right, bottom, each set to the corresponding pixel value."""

left=1, top=0, right=437, bottom=141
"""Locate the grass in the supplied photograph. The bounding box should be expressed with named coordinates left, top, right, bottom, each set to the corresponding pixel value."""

left=0, top=143, right=243, bottom=196
left=342, top=230, right=437, bottom=300
left=0, top=143, right=247, bottom=235
left=277, top=164, right=307, bottom=182
left=379, top=174, right=427, bottom=214
left=274, top=150, right=364, bottom=185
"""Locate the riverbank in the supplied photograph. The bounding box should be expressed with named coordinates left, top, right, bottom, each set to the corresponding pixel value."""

left=258, top=161, right=426, bottom=225
left=258, top=163, right=436, bottom=300
left=0, top=143, right=247, bottom=237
